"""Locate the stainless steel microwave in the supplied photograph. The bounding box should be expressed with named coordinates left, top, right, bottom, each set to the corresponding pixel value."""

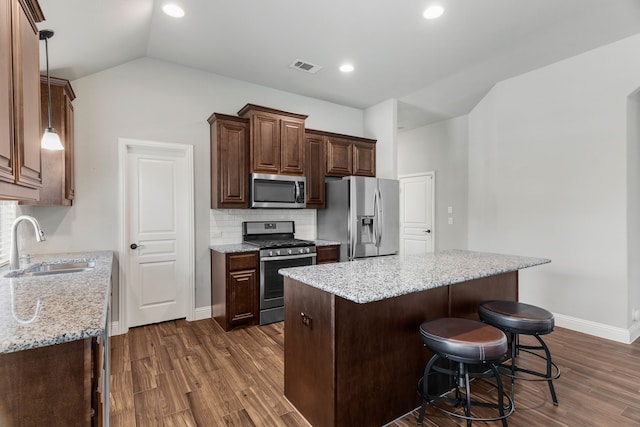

left=249, top=173, right=306, bottom=209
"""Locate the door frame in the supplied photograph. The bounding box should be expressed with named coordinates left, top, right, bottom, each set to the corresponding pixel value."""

left=398, top=171, right=436, bottom=254
left=116, top=138, right=195, bottom=335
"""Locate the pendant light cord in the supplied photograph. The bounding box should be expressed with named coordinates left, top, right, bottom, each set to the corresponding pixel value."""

left=45, top=35, right=52, bottom=130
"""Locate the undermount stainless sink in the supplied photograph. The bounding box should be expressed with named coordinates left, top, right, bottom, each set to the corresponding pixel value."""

left=6, top=261, right=96, bottom=278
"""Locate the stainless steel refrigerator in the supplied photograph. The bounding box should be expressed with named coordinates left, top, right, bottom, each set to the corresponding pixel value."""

left=317, top=176, right=399, bottom=261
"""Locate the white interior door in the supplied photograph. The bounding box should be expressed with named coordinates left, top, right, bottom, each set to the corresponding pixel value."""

left=400, top=173, right=434, bottom=255
left=123, top=140, right=193, bottom=329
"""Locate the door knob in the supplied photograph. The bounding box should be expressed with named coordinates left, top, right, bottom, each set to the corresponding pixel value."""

left=425, top=229, right=431, bottom=234
left=130, top=243, right=139, bottom=249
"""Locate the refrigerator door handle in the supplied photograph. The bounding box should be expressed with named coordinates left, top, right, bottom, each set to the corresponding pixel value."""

left=350, top=218, right=357, bottom=260
left=373, top=188, right=382, bottom=247
left=376, top=189, right=383, bottom=246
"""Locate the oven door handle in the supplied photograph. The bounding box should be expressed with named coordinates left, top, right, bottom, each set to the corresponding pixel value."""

left=261, top=253, right=317, bottom=262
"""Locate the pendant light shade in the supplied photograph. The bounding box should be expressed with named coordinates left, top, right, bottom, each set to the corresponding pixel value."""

left=41, top=128, right=62, bottom=150
left=39, top=29, right=64, bottom=151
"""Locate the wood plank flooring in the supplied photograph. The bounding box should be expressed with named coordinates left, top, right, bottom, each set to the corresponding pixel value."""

left=110, top=318, right=640, bottom=426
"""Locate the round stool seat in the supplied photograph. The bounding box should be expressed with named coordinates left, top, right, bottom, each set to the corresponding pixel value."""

left=479, top=300, right=554, bottom=335
left=420, top=318, right=507, bottom=363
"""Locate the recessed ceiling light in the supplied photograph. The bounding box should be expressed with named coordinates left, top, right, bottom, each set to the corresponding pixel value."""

left=162, top=3, right=185, bottom=18
left=423, top=5, right=444, bottom=20
left=339, top=64, right=354, bottom=73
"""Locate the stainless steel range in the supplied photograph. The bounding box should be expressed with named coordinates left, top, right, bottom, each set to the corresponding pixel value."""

left=242, top=221, right=316, bottom=325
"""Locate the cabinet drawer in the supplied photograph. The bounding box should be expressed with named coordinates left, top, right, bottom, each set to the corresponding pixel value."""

left=228, top=252, right=258, bottom=271
left=317, top=245, right=339, bottom=264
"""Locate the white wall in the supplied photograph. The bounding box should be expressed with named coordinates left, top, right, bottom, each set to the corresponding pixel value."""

left=628, top=91, right=640, bottom=327
left=468, top=34, right=640, bottom=335
left=398, top=116, right=469, bottom=251
left=364, top=99, right=397, bottom=179
left=20, top=57, right=364, bottom=323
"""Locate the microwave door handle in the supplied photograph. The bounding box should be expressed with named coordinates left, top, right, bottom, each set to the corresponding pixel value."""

left=294, top=181, right=300, bottom=202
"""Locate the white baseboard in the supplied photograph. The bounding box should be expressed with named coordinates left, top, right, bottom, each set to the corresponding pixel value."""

left=194, top=305, right=212, bottom=320
left=554, top=313, right=636, bottom=344
left=110, top=320, right=122, bottom=336
left=109, top=306, right=211, bottom=336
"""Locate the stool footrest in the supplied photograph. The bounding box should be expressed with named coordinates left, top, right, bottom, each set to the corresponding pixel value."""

left=417, top=377, right=514, bottom=423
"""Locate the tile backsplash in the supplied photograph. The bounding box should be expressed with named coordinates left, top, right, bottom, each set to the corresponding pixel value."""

left=210, top=209, right=317, bottom=245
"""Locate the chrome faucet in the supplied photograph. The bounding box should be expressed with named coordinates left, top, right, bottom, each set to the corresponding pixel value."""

left=9, top=215, right=46, bottom=270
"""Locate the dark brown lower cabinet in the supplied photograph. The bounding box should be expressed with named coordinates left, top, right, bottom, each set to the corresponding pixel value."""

left=316, top=245, right=339, bottom=264
left=0, top=337, right=105, bottom=426
left=211, top=250, right=259, bottom=331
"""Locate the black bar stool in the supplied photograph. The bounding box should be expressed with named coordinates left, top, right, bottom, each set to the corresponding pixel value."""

left=478, top=300, right=560, bottom=406
left=417, top=317, right=513, bottom=427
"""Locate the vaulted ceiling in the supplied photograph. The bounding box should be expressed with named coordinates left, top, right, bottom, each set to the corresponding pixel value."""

left=37, top=0, right=640, bottom=129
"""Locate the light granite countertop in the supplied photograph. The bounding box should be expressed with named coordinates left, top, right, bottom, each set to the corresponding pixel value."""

left=279, top=249, right=550, bottom=304
left=209, top=243, right=258, bottom=253
left=0, top=251, right=113, bottom=354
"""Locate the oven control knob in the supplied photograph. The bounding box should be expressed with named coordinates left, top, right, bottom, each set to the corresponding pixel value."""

left=269, top=251, right=274, bottom=257
left=305, top=247, right=310, bottom=253
left=276, top=250, right=281, bottom=256
left=288, top=249, right=293, bottom=255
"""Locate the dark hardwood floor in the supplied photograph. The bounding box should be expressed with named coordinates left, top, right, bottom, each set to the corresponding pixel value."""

left=109, top=318, right=640, bottom=426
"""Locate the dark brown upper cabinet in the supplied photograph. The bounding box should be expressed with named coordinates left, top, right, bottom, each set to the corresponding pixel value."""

left=0, top=0, right=44, bottom=201
left=208, top=113, right=250, bottom=209
left=305, top=131, right=325, bottom=209
left=238, top=104, right=307, bottom=176
left=322, top=131, right=376, bottom=178
left=22, top=76, right=75, bottom=206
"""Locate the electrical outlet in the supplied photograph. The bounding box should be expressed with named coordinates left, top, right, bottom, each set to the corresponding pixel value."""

left=301, top=312, right=313, bottom=329
left=447, top=206, right=453, bottom=214
left=633, top=308, right=640, bottom=322
left=448, top=217, right=453, bottom=225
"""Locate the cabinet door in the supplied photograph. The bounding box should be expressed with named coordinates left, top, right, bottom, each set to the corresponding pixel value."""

left=228, top=268, right=258, bottom=325
left=305, top=133, right=325, bottom=208
left=326, top=137, right=352, bottom=176
left=353, top=141, right=376, bottom=177
left=280, top=119, right=304, bottom=175
left=250, top=112, right=280, bottom=174
left=12, top=0, right=41, bottom=189
left=0, top=0, right=14, bottom=183
left=213, top=118, right=248, bottom=208
left=64, top=94, right=74, bottom=200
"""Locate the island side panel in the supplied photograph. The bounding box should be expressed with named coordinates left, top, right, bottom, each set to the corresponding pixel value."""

left=0, top=339, right=92, bottom=426
left=334, top=286, right=449, bottom=427
left=284, top=278, right=336, bottom=427
left=449, top=271, right=519, bottom=319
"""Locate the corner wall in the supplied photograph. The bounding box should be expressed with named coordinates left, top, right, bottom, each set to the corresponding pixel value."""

left=468, top=34, right=640, bottom=335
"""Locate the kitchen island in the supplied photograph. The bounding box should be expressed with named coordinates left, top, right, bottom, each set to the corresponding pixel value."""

left=279, top=250, right=550, bottom=427
left=0, top=251, right=113, bottom=426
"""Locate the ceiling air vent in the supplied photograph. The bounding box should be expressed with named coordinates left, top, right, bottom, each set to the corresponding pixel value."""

left=290, top=59, right=322, bottom=74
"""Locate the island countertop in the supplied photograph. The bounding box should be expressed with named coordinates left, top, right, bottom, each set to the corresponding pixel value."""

left=0, top=251, right=113, bottom=354
left=279, top=249, right=550, bottom=304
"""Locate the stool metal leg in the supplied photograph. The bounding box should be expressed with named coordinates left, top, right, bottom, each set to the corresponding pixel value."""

left=488, top=363, right=509, bottom=427
left=417, top=354, right=440, bottom=424
left=462, top=363, right=472, bottom=427
left=535, top=334, right=559, bottom=406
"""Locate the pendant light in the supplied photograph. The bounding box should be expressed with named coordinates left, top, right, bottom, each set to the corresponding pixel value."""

left=39, top=29, right=64, bottom=151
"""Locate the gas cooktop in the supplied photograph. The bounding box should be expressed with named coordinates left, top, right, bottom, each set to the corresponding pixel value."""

left=244, top=238, right=315, bottom=250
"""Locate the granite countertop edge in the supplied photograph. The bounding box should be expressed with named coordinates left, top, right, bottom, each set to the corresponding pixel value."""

left=0, top=250, right=113, bottom=354
left=280, top=249, right=551, bottom=304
